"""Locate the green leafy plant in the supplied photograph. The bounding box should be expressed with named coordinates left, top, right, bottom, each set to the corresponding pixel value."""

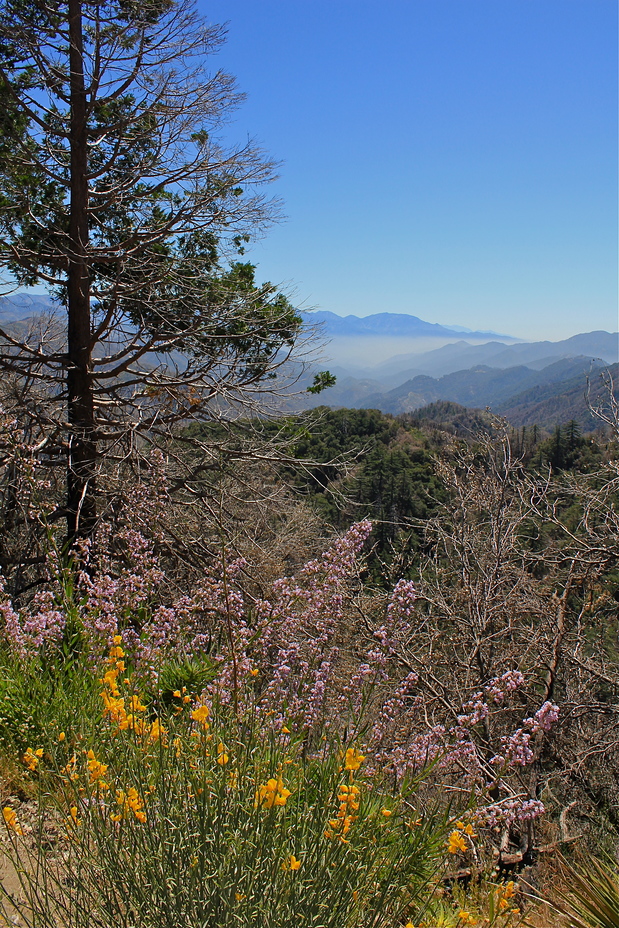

left=0, top=649, right=100, bottom=755
left=153, top=654, right=218, bottom=710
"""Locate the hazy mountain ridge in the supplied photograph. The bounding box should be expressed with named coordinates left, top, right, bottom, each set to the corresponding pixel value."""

left=367, top=331, right=619, bottom=383
left=0, top=293, right=61, bottom=321
left=303, top=312, right=617, bottom=426
left=356, top=356, right=607, bottom=417
left=496, top=363, right=619, bottom=430
left=3, top=294, right=617, bottom=429
left=302, top=310, right=513, bottom=340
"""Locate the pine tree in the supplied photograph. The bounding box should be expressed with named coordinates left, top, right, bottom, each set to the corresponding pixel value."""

left=0, top=0, right=306, bottom=542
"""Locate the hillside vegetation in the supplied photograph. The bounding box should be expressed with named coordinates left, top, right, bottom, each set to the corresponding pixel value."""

left=1, top=387, right=619, bottom=925
left=0, top=0, right=617, bottom=919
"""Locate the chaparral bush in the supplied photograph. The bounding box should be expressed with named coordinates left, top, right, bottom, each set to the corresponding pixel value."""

left=0, top=632, right=531, bottom=928
left=0, top=515, right=558, bottom=836
left=0, top=501, right=562, bottom=926
left=0, top=635, right=447, bottom=928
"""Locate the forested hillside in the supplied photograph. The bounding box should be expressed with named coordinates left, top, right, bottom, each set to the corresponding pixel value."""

left=2, top=374, right=619, bottom=925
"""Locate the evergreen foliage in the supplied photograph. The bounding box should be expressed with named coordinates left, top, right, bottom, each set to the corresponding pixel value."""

left=0, top=0, right=307, bottom=542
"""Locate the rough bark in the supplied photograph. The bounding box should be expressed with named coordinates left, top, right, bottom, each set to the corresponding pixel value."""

left=67, top=0, right=96, bottom=540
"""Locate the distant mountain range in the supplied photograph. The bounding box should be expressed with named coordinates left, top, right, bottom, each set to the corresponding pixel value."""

left=368, top=331, right=619, bottom=382
left=298, top=311, right=618, bottom=430
left=496, top=363, right=619, bottom=430
left=357, top=357, right=606, bottom=415
left=302, top=310, right=513, bottom=340
left=305, top=357, right=619, bottom=431
left=0, top=293, right=60, bottom=321
left=2, top=294, right=617, bottom=431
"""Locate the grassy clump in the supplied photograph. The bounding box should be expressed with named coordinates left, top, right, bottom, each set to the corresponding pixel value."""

left=1, top=636, right=449, bottom=928
left=547, top=855, right=619, bottom=928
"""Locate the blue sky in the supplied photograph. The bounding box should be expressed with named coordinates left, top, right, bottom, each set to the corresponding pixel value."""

left=200, top=0, right=618, bottom=341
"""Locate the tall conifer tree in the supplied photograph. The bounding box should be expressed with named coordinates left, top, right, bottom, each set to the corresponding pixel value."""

left=0, top=0, right=304, bottom=542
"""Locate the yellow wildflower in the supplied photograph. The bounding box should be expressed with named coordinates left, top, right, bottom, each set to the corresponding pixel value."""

left=457, top=912, right=478, bottom=926
left=58, top=731, right=66, bottom=742
left=101, top=690, right=127, bottom=725
left=447, top=830, right=468, bottom=854
left=255, top=777, right=277, bottom=808
left=149, top=719, right=166, bottom=742
left=64, top=755, right=79, bottom=781
left=2, top=807, right=22, bottom=834
left=255, top=774, right=291, bottom=809
left=67, top=806, right=82, bottom=828
left=453, top=819, right=477, bottom=837
left=326, top=782, right=360, bottom=840
left=274, top=781, right=292, bottom=806
left=129, top=717, right=148, bottom=737
left=108, top=636, right=124, bottom=662
left=86, top=749, right=108, bottom=784
left=338, top=782, right=360, bottom=812
left=381, top=808, right=392, bottom=817
left=23, top=747, right=43, bottom=771
left=101, top=668, right=117, bottom=692
left=344, top=747, right=365, bottom=771
left=191, top=705, right=210, bottom=728
left=129, top=694, right=146, bottom=714
left=281, top=854, right=301, bottom=871
left=216, top=742, right=229, bottom=765
left=111, top=787, right=146, bottom=823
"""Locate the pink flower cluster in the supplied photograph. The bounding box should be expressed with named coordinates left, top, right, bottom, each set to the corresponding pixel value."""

left=0, top=587, right=65, bottom=659
left=0, top=480, right=563, bottom=836
left=477, top=797, right=546, bottom=828
left=386, top=578, right=417, bottom=620
left=484, top=670, right=526, bottom=704
left=491, top=700, right=560, bottom=768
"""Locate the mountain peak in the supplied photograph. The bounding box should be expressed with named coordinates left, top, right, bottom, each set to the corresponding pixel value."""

left=302, top=310, right=519, bottom=341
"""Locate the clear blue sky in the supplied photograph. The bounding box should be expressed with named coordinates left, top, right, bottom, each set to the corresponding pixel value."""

left=199, top=0, right=618, bottom=341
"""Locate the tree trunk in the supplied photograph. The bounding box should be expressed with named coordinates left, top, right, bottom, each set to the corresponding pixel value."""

left=67, top=0, right=96, bottom=542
